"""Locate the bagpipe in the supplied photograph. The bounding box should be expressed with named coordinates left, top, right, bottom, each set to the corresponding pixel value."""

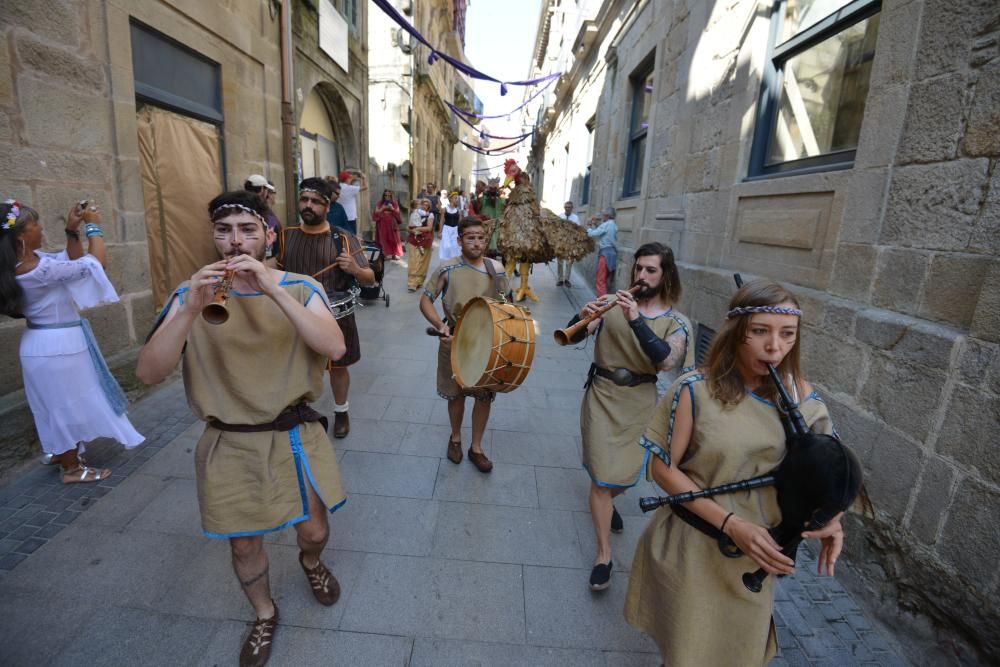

left=639, top=274, right=864, bottom=592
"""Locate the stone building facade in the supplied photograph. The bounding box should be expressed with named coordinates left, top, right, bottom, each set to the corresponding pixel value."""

left=0, top=0, right=366, bottom=475
left=368, top=0, right=477, bottom=210
left=292, top=0, right=370, bottom=234
left=528, top=0, right=999, bottom=663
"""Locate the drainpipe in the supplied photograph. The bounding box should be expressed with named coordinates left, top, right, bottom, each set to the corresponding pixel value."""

left=280, top=0, right=297, bottom=226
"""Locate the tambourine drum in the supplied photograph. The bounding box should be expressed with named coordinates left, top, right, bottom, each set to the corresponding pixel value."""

left=329, top=287, right=360, bottom=320
left=451, top=297, right=535, bottom=392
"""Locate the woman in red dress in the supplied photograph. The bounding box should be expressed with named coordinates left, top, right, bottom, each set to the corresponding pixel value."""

left=373, top=189, right=404, bottom=259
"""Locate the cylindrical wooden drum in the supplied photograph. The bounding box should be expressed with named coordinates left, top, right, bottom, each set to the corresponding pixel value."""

left=451, top=297, right=535, bottom=392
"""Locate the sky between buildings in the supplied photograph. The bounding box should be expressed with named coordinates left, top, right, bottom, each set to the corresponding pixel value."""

left=465, top=0, right=545, bottom=155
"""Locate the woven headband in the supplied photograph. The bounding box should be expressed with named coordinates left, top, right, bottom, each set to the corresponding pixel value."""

left=726, top=305, right=802, bottom=319
left=300, top=187, right=331, bottom=203
left=210, top=203, right=267, bottom=226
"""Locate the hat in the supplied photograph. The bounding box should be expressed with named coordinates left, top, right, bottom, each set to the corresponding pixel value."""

left=338, top=170, right=352, bottom=183
left=245, top=174, right=276, bottom=193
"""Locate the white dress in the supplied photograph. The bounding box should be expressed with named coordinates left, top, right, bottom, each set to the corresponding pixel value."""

left=439, top=207, right=462, bottom=260
left=16, top=251, right=144, bottom=456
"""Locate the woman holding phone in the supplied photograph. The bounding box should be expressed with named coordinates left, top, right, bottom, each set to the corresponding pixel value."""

left=0, top=198, right=143, bottom=483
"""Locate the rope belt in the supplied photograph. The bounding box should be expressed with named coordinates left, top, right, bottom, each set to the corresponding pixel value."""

left=26, top=319, right=128, bottom=415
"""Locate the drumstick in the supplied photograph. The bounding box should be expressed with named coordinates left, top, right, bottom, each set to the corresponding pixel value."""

left=426, top=327, right=447, bottom=337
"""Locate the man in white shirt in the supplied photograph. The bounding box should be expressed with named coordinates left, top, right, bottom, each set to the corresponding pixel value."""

left=336, top=170, right=367, bottom=237
left=557, top=201, right=581, bottom=287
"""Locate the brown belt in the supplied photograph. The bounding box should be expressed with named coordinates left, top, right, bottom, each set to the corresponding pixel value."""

left=209, top=402, right=328, bottom=433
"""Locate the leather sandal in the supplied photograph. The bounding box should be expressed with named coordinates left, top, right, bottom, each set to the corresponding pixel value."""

left=447, top=437, right=462, bottom=464
left=299, top=552, right=341, bottom=606
left=467, top=449, right=493, bottom=474
left=240, top=603, right=278, bottom=667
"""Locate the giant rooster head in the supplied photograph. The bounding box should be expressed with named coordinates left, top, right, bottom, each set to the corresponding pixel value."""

left=502, top=159, right=521, bottom=188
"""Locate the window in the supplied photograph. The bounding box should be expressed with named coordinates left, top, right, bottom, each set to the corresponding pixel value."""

left=623, top=59, right=654, bottom=197
left=130, top=21, right=222, bottom=123
left=749, top=0, right=880, bottom=176
left=339, top=0, right=360, bottom=37
left=581, top=117, right=595, bottom=205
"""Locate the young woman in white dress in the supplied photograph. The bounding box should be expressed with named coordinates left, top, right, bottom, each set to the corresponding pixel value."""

left=0, top=199, right=143, bottom=483
left=438, top=193, right=462, bottom=260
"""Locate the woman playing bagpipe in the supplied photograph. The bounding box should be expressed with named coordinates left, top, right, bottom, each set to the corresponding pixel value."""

left=623, top=280, right=854, bottom=666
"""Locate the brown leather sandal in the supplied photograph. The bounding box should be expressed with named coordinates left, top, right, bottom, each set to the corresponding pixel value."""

left=447, top=437, right=463, bottom=464
left=299, top=552, right=341, bottom=606
left=240, top=603, right=278, bottom=667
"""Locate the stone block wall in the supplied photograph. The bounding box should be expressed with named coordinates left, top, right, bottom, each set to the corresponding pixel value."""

left=534, top=0, right=1000, bottom=661
left=0, top=0, right=284, bottom=476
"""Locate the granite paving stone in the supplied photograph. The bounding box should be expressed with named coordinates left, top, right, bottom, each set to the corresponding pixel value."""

left=338, top=450, right=439, bottom=499
left=432, top=503, right=582, bottom=567
left=432, top=459, right=539, bottom=507
left=491, top=429, right=581, bottom=468
left=333, top=417, right=408, bottom=453
left=340, top=552, right=526, bottom=643
left=523, top=564, right=658, bottom=653
left=410, top=637, right=610, bottom=666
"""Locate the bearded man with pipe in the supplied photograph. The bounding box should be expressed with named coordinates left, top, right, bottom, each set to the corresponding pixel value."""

left=565, top=242, right=694, bottom=591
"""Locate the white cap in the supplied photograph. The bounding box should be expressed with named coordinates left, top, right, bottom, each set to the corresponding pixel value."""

left=245, top=174, right=276, bottom=192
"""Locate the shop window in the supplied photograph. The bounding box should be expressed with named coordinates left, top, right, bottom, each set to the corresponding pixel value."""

left=749, top=0, right=881, bottom=177
left=623, top=58, right=654, bottom=197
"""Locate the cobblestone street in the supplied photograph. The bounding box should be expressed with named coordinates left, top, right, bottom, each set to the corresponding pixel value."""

left=0, top=260, right=909, bottom=666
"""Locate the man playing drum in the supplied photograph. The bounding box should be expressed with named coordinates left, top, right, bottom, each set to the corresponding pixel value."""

left=137, top=190, right=348, bottom=667
left=564, top=242, right=694, bottom=591
left=419, top=217, right=510, bottom=473
left=277, top=177, right=375, bottom=438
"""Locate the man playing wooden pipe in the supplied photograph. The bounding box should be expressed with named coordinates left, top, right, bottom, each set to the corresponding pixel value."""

left=567, top=242, right=694, bottom=591
left=137, top=190, right=348, bottom=667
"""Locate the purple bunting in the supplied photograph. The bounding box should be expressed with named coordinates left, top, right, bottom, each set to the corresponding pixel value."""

left=372, top=0, right=560, bottom=96
left=446, top=76, right=557, bottom=120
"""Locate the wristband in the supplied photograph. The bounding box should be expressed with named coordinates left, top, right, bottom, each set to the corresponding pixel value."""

left=720, top=511, right=734, bottom=534
left=84, top=223, right=103, bottom=238
left=627, top=317, right=671, bottom=364
left=64, top=228, right=80, bottom=239
left=565, top=314, right=587, bottom=344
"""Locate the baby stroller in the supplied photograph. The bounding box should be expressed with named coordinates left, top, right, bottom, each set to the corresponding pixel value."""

left=359, top=241, right=390, bottom=308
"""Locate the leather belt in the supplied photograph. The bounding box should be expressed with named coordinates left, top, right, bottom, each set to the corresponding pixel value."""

left=585, top=363, right=657, bottom=388
left=671, top=505, right=742, bottom=559
left=209, top=402, right=328, bottom=433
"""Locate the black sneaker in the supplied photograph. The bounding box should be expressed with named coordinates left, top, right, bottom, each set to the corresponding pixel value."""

left=589, top=560, right=613, bottom=591
left=611, top=507, right=623, bottom=533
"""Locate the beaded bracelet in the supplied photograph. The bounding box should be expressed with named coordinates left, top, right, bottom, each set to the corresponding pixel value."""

left=64, top=228, right=81, bottom=239
left=84, top=223, right=103, bottom=238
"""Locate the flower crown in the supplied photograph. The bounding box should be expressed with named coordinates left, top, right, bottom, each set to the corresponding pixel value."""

left=2, top=199, right=21, bottom=231
left=726, top=305, right=802, bottom=319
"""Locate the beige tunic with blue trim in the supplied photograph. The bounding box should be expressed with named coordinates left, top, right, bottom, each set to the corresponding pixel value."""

left=580, top=306, right=693, bottom=488
left=164, top=273, right=346, bottom=537
left=624, top=371, right=834, bottom=666
left=424, top=257, right=510, bottom=401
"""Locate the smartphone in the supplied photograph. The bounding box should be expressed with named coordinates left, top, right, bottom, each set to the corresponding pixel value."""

left=79, top=199, right=88, bottom=210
